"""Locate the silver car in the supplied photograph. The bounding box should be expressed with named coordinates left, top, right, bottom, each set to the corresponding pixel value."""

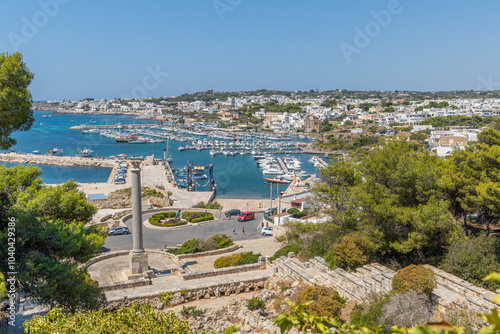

left=108, top=226, right=130, bottom=236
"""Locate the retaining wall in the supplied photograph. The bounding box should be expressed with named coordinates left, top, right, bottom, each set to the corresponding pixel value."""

left=181, top=258, right=266, bottom=280
left=106, top=276, right=270, bottom=309
left=271, top=253, right=500, bottom=314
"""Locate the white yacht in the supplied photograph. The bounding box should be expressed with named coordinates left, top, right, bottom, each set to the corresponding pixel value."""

left=77, top=148, right=94, bottom=157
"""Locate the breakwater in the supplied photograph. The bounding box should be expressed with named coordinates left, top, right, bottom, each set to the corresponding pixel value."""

left=0, top=153, right=116, bottom=168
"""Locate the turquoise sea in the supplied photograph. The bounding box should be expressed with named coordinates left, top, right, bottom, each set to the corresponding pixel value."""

left=5, top=111, right=323, bottom=198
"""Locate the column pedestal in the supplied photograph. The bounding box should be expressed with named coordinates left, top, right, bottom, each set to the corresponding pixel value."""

left=126, top=252, right=149, bottom=280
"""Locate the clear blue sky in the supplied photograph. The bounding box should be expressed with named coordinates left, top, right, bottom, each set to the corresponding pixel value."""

left=1, top=0, right=499, bottom=100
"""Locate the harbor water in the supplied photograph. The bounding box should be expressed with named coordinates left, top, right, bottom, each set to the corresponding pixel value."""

left=6, top=111, right=325, bottom=198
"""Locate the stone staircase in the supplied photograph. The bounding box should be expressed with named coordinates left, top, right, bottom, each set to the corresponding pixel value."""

left=268, top=252, right=500, bottom=314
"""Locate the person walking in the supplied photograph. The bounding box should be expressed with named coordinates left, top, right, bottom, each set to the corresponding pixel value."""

left=242, top=226, right=245, bottom=235
left=232, top=226, right=235, bottom=234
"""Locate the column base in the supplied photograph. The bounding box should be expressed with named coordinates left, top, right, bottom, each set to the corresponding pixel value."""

left=129, top=251, right=149, bottom=275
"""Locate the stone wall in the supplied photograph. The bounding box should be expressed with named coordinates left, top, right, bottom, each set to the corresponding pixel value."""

left=181, top=262, right=265, bottom=281
left=106, top=276, right=270, bottom=309
left=100, top=278, right=151, bottom=292
left=424, top=264, right=500, bottom=313
left=271, top=253, right=500, bottom=314
left=84, top=249, right=180, bottom=268
left=176, top=244, right=241, bottom=261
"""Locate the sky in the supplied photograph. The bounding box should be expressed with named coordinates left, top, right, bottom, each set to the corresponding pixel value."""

left=1, top=0, right=500, bottom=101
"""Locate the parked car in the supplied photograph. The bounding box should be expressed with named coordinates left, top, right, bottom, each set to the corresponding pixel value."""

left=108, top=226, right=130, bottom=235
left=237, top=211, right=255, bottom=221
left=261, top=226, right=273, bottom=236
left=225, top=209, right=241, bottom=217
left=264, top=207, right=277, bottom=215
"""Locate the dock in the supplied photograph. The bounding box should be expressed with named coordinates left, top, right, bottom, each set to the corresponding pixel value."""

left=69, top=124, right=158, bottom=130
left=316, top=157, right=329, bottom=168
left=276, top=157, right=290, bottom=174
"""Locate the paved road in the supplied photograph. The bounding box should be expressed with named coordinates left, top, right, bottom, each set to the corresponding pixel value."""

left=104, top=212, right=269, bottom=251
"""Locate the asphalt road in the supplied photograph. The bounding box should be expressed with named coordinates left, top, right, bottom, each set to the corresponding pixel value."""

left=104, top=212, right=269, bottom=251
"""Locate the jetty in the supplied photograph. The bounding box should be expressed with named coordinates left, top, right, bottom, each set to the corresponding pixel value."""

left=0, top=153, right=116, bottom=168
left=276, top=157, right=290, bottom=175
left=316, top=157, right=329, bottom=168
left=69, top=124, right=158, bottom=130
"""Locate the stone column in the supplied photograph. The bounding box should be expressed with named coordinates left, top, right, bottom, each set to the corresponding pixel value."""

left=129, top=161, right=148, bottom=278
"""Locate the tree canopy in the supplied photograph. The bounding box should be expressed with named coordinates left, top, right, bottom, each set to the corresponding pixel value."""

left=0, top=52, right=34, bottom=149
left=0, top=165, right=106, bottom=312
left=282, top=121, right=500, bottom=287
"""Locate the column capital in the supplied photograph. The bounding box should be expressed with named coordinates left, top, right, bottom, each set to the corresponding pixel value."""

left=130, top=161, right=142, bottom=170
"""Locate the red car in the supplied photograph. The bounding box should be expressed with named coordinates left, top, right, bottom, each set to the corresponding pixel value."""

left=237, top=211, right=255, bottom=221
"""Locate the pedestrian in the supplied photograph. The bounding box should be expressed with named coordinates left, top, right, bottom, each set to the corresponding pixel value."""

left=232, top=226, right=235, bottom=234
left=261, top=222, right=264, bottom=229
left=242, top=226, right=245, bottom=235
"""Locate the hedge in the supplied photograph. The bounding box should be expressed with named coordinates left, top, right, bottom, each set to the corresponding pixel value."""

left=182, top=212, right=214, bottom=223
left=149, top=220, right=187, bottom=228
left=149, top=212, right=177, bottom=224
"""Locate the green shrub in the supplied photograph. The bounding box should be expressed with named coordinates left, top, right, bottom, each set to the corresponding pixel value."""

left=329, top=233, right=370, bottom=270
left=159, top=291, right=172, bottom=305
left=142, top=187, right=164, bottom=198
left=350, top=293, right=389, bottom=328
left=223, top=325, right=241, bottom=334
left=207, top=234, right=233, bottom=249
left=180, top=306, right=205, bottom=318
left=193, top=201, right=222, bottom=209
left=149, top=212, right=176, bottom=224
left=181, top=211, right=213, bottom=222
left=246, top=298, right=265, bottom=311
left=213, top=251, right=261, bottom=268
left=296, top=286, right=346, bottom=318
left=168, top=239, right=201, bottom=255
left=0, top=272, right=6, bottom=301
left=168, top=234, right=233, bottom=255
left=439, top=237, right=500, bottom=292
left=392, top=264, right=436, bottom=297
left=191, top=214, right=214, bottom=224
left=268, top=244, right=302, bottom=263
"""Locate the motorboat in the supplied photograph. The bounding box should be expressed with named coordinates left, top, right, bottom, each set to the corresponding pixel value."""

left=77, top=148, right=94, bottom=157
left=264, top=176, right=290, bottom=184
left=48, top=148, right=63, bottom=156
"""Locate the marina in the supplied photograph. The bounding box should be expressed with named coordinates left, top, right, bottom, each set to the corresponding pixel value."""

left=4, top=111, right=330, bottom=198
